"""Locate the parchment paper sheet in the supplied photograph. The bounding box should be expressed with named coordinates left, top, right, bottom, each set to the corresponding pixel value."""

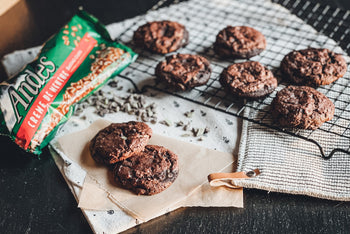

left=58, top=119, right=243, bottom=222
left=79, top=176, right=243, bottom=209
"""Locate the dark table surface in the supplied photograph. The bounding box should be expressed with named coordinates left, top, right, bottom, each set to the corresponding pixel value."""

left=1, top=0, right=350, bottom=233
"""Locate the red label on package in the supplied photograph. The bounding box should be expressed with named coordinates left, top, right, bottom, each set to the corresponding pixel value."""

left=15, top=33, right=97, bottom=149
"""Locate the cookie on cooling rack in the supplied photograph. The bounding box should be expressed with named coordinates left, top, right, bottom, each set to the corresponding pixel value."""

left=281, top=48, right=347, bottom=86
left=214, top=26, right=266, bottom=59
left=271, top=86, right=335, bottom=130
left=219, top=61, right=277, bottom=98
left=113, top=145, right=179, bottom=195
left=155, top=53, right=212, bottom=90
left=133, top=20, right=189, bottom=54
left=89, top=121, right=152, bottom=165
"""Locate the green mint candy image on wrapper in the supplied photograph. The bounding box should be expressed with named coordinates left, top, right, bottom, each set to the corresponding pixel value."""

left=0, top=10, right=137, bottom=155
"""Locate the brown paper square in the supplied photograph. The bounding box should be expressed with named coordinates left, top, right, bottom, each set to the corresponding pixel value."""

left=58, top=119, right=239, bottom=221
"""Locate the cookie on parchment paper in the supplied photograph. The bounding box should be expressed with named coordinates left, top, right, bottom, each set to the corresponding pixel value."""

left=113, top=145, right=179, bottom=195
left=89, top=121, right=152, bottom=165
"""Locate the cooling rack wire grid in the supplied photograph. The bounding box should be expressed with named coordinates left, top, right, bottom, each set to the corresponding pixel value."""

left=116, top=0, right=350, bottom=159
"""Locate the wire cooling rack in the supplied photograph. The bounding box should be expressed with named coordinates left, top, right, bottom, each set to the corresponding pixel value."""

left=117, top=0, right=350, bottom=159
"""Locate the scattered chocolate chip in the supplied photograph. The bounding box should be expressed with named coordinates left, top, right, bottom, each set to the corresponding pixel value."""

left=225, top=119, right=233, bottom=125
left=191, top=128, right=199, bottom=137
left=166, top=119, right=173, bottom=126
left=184, top=110, right=195, bottom=118
left=183, top=122, right=191, bottom=131
left=108, top=80, right=119, bottom=87
left=173, top=101, right=180, bottom=108
left=223, top=136, right=230, bottom=144
left=176, top=121, right=184, bottom=127
left=125, top=103, right=131, bottom=112
left=197, top=128, right=205, bottom=137
left=77, top=91, right=158, bottom=123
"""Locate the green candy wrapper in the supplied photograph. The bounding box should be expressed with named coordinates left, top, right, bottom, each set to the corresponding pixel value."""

left=0, top=10, right=137, bottom=155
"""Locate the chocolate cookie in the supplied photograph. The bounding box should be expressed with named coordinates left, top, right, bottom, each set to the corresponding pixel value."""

left=219, top=61, right=277, bottom=98
left=113, top=145, right=179, bottom=195
left=89, top=122, right=152, bottom=165
left=271, top=86, right=335, bottom=130
left=214, top=26, right=266, bottom=59
left=155, top=54, right=212, bottom=90
left=133, top=20, right=189, bottom=54
left=281, top=48, right=347, bottom=86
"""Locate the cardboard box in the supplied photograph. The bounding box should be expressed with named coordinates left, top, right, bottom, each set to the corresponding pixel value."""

left=0, top=0, right=77, bottom=80
left=0, top=0, right=35, bottom=79
left=0, top=0, right=37, bottom=58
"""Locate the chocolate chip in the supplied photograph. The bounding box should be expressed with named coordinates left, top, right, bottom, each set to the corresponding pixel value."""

left=176, top=121, right=184, bottom=127
left=184, top=110, right=194, bottom=118
left=225, top=119, right=233, bottom=125
left=223, top=136, right=230, bottom=144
